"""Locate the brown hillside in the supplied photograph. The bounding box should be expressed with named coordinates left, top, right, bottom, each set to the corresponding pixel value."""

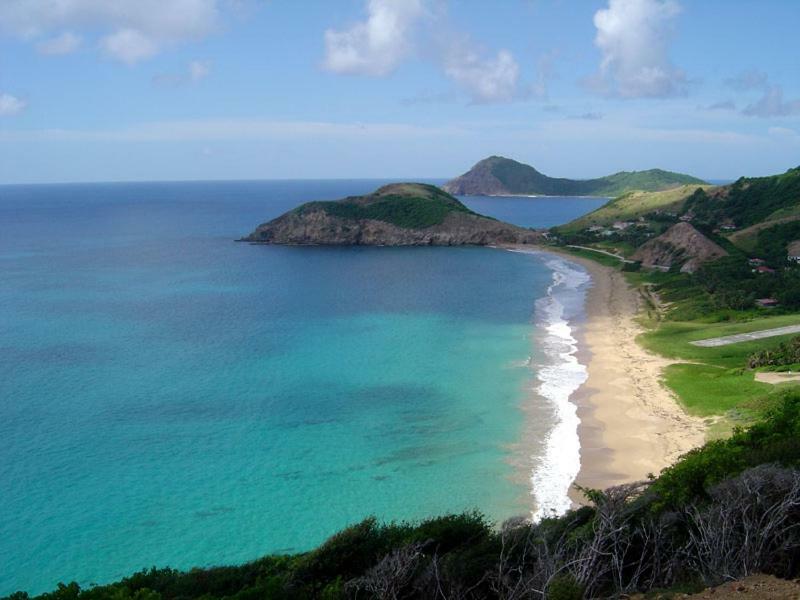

left=631, top=222, right=728, bottom=273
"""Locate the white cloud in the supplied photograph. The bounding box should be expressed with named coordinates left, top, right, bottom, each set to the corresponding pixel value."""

left=323, top=0, right=426, bottom=76
left=36, top=31, right=81, bottom=55
left=441, top=40, right=519, bottom=104
left=0, top=0, right=220, bottom=63
left=322, top=0, right=522, bottom=104
left=743, top=85, right=800, bottom=118
left=0, top=92, right=26, bottom=116
left=591, top=0, right=686, bottom=98
left=101, top=28, right=158, bottom=64
left=189, top=60, right=211, bottom=82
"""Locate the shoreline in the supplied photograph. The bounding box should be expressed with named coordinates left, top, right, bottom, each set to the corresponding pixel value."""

left=502, top=245, right=706, bottom=509
left=558, top=251, right=706, bottom=495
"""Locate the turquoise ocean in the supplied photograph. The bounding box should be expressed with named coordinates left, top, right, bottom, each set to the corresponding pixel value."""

left=0, top=180, right=606, bottom=595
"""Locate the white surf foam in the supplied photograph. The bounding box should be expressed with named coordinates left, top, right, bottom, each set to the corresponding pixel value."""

left=508, top=249, right=591, bottom=521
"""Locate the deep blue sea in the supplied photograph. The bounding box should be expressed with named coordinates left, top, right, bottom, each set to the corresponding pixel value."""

left=0, top=180, right=605, bottom=595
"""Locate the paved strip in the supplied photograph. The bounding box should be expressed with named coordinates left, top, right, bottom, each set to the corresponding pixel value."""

left=690, top=324, right=800, bottom=347
left=566, top=245, right=636, bottom=263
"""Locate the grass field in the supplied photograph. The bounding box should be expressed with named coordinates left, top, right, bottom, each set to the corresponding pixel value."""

left=639, top=314, right=800, bottom=367
left=663, top=364, right=775, bottom=416
left=640, top=313, right=800, bottom=419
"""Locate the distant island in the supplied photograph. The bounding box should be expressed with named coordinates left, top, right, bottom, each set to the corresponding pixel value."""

left=443, top=155, right=706, bottom=197
left=240, top=182, right=542, bottom=246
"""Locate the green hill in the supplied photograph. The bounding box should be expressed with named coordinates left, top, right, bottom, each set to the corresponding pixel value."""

left=289, top=183, right=473, bottom=229
left=443, top=155, right=706, bottom=197
left=240, top=183, right=542, bottom=246
left=558, top=184, right=715, bottom=233
left=685, top=167, right=800, bottom=231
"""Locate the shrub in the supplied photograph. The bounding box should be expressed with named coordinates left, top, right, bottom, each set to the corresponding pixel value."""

left=651, top=391, right=800, bottom=509
left=546, top=573, right=584, bottom=600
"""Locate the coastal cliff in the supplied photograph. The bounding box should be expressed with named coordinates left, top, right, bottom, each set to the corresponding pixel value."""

left=240, top=182, right=543, bottom=246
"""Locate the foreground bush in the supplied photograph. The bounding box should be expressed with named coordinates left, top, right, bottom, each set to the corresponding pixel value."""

left=8, top=394, right=800, bottom=600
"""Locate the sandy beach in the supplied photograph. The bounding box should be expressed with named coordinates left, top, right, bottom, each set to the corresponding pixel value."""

left=502, top=244, right=707, bottom=505
left=564, top=253, right=706, bottom=495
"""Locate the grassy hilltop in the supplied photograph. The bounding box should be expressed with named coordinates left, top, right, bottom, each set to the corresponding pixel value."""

left=240, top=182, right=542, bottom=246
left=558, top=184, right=716, bottom=234
left=289, top=183, right=475, bottom=229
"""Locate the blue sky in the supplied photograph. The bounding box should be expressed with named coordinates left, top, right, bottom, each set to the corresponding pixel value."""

left=0, top=0, right=798, bottom=183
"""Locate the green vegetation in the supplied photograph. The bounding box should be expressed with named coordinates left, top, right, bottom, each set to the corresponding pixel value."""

left=293, top=183, right=476, bottom=229
left=11, top=393, right=800, bottom=600
left=685, top=166, right=800, bottom=230
left=639, top=314, right=800, bottom=367
left=748, top=336, right=800, bottom=369
left=561, top=240, right=800, bottom=420
left=637, top=299, right=800, bottom=418
left=450, top=156, right=706, bottom=197
left=558, top=184, right=713, bottom=234
left=663, top=364, right=773, bottom=416
left=651, top=392, right=800, bottom=507
left=558, top=162, right=800, bottom=419
left=489, top=156, right=705, bottom=196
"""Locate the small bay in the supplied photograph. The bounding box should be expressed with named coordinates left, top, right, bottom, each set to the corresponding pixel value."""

left=0, top=180, right=606, bottom=595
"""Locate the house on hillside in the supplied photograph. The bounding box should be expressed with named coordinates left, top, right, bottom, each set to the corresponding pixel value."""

left=612, top=221, right=633, bottom=230
left=754, top=265, right=776, bottom=274
left=756, top=298, right=779, bottom=308
left=748, top=258, right=766, bottom=267
left=788, top=240, right=800, bottom=262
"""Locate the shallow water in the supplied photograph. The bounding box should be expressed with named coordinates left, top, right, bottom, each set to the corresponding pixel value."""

left=0, top=180, right=604, bottom=594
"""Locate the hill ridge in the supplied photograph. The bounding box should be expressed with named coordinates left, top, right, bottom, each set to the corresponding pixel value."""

left=443, top=155, right=706, bottom=197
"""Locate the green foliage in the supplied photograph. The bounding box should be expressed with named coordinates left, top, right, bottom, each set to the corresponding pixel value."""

left=291, top=517, right=407, bottom=587
left=751, top=220, right=800, bottom=266
left=621, top=260, right=642, bottom=272
left=405, top=512, right=490, bottom=553
left=292, top=184, right=475, bottom=229
left=685, top=166, right=800, bottom=230
left=651, top=391, right=800, bottom=508
left=325, top=194, right=470, bottom=228
left=546, top=573, right=585, bottom=600
left=748, top=336, right=800, bottom=369
left=556, top=185, right=705, bottom=234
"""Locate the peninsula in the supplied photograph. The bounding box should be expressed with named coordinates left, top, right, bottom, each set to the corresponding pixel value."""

left=443, top=155, right=706, bottom=197
left=240, top=182, right=542, bottom=246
